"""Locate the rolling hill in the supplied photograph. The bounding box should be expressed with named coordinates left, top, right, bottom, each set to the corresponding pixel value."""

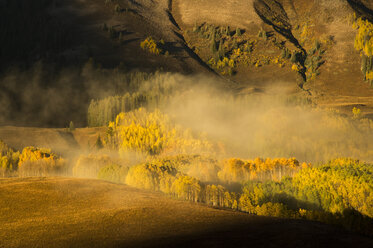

left=1, top=177, right=372, bottom=248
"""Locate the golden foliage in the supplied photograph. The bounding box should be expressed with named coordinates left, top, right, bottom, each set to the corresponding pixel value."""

left=292, top=158, right=373, bottom=218
left=18, top=147, right=65, bottom=177
left=291, top=64, right=299, bottom=72
left=352, top=107, right=361, bottom=119
left=0, top=140, right=19, bottom=177
left=150, top=154, right=220, bottom=182
left=172, top=175, right=201, bottom=202
left=125, top=162, right=177, bottom=192
left=140, top=36, right=162, bottom=55
left=106, top=108, right=216, bottom=157
left=353, top=18, right=373, bottom=57
left=218, top=157, right=307, bottom=183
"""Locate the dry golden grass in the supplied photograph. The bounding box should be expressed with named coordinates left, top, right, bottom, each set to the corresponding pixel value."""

left=173, top=0, right=261, bottom=28
left=0, top=177, right=372, bottom=248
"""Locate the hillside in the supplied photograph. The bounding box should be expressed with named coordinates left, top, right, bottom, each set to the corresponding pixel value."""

left=1, top=177, right=372, bottom=248
left=1, top=0, right=373, bottom=126
left=172, top=0, right=373, bottom=118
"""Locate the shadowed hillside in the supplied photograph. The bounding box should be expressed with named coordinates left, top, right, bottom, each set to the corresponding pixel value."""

left=1, top=177, right=372, bottom=248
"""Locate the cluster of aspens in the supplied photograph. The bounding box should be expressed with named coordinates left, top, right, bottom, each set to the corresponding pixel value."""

left=2, top=107, right=373, bottom=236
left=0, top=141, right=65, bottom=177
left=140, top=37, right=168, bottom=56
left=72, top=147, right=373, bottom=236
left=87, top=109, right=373, bottom=235
left=353, top=15, right=373, bottom=86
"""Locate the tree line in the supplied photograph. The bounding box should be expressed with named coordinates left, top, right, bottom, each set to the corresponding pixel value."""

left=0, top=141, right=65, bottom=177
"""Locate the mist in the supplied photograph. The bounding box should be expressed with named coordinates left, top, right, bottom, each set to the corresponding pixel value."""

left=158, top=77, right=373, bottom=163
left=0, top=60, right=145, bottom=127
left=0, top=64, right=372, bottom=164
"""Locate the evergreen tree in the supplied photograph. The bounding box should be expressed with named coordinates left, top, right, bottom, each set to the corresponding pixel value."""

left=226, top=26, right=230, bottom=36
left=290, top=51, right=297, bottom=63
left=69, top=121, right=75, bottom=131
left=95, top=135, right=104, bottom=150
left=236, top=27, right=242, bottom=36
left=218, top=39, right=225, bottom=59
left=210, top=38, right=217, bottom=54
left=361, top=55, right=367, bottom=79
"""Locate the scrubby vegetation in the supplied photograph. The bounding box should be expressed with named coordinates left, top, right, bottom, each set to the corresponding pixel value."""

left=188, top=23, right=292, bottom=75
left=184, top=21, right=327, bottom=86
